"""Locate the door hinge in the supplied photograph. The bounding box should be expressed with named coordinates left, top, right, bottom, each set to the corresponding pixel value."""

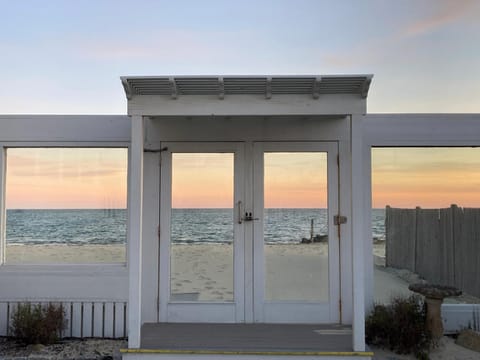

left=157, top=225, right=161, bottom=239
left=334, top=215, right=347, bottom=226
left=336, top=154, right=340, bottom=166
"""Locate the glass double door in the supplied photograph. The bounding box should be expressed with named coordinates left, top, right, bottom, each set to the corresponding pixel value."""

left=159, top=142, right=339, bottom=323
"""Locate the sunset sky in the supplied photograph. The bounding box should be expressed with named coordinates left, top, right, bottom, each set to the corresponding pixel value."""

left=372, top=148, right=480, bottom=208
left=1, top=1, right=479, bottom=209
left=5, top=148, right=128, bottom=209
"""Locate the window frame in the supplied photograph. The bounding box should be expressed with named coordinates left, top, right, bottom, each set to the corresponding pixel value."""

left=0, top=142, right=130, bottom=274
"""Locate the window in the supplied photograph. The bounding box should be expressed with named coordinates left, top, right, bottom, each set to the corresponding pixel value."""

left=371, top=147, right=480, bottom=304
left=4, top=148, right=128, bottom=264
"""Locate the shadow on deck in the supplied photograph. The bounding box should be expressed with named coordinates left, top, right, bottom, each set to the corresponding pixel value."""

left=121, top=323, right=373, bottom=359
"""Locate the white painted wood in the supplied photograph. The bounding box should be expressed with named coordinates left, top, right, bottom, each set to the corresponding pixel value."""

left=442, top=304, right=480, bottom=334
left=243, top=142, right=255, bottom=324
left=122, top=353, right=372, bottom=360
left=252, top=142, right=340, bottom=324
left=363, top=114, right=480, bottom=145
left=351, top=116, right=366, bottom=352
left=0, top=268, right=127, bottom=300
left=141, top=152, right=160, bottom=324
left=338, top=138, right=353, bottom=324
left=0, top=115, right=130, bottom=142
left=93, top=302, right=104, bottom=337
left=128, top=94, right=367, bottom=117
left=146, top=116, right=350, bottom=143
left=104, top=302, right=115, bottom=338
left=159, top=142, right=246, bottom=323
left=72, top=302, right=83, bottom=338
left=158, top=147, right=171, bottom=322
left=82, top=302, right=93, bottom=338
left=0, top=148, right=5, bottom=265
left=114, top=302, right=126, bottom=338
left=128, top=115, right=145, bottom=348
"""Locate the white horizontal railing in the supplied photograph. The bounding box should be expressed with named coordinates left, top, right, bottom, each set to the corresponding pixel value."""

left=0, top=300, right=128, bottom=339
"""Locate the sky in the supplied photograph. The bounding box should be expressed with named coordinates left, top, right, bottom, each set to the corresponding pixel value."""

left=1, top=1, right=480, bottom=209
left=1, top=0, right=479, bottom=114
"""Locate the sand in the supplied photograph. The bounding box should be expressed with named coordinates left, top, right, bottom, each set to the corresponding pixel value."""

left=5, top=244, right=126, bottom=264
left=170, top=243, right=329, bottom=301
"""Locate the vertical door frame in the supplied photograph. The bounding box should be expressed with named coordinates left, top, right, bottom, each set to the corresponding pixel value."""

left=158, top=142, right=246, bottom=323
left=252, top=141, right=340, bottom=323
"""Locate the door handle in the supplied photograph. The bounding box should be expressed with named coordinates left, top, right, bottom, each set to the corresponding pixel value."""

left=243, top=212, right=259, bottom=222
left=237, top=201, right=243, bottom=224
left=237, top=201, right=259, bottom=223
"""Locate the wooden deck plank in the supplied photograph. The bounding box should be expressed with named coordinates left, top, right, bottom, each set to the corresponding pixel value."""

left=140, top=323, right=353, bottom=352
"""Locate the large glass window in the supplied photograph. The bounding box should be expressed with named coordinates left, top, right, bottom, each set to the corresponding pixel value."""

left=4, top=148, right=128, bottom=264
left=372, top=147, right=480, bottom=304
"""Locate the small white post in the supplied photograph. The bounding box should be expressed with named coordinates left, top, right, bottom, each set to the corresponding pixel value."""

left=128, top=115, right=144, bottom=348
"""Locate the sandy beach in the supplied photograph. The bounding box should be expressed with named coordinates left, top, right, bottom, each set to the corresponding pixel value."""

left=171, top=243, right=329, bottom=301
left=6, top=244, right=126, bottom=264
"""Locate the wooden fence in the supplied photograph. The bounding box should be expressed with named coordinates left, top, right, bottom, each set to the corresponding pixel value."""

left=386, top=205, right=480, bottom=298
left=0, top=300, right=127, bottom=338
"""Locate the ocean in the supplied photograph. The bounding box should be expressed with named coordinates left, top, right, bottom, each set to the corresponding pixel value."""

left=6, top=208, right=387, bottom=245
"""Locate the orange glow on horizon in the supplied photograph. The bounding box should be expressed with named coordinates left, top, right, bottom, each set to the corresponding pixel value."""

left=372, top=148, right=480, bottom=209
left=6, top=148, right=128, bottom=209
left=172, top=153, right=234, bottom=208
left=264, top=152, right=328, bottom=208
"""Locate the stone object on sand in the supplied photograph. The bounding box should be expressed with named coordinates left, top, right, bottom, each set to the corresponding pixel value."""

left=408, top=283, right=462, bottom=340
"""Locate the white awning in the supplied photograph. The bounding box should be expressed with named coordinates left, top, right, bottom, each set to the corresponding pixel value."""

left=121, top=75, right=373, bottom=100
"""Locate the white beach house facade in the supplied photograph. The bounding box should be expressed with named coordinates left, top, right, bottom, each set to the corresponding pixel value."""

left=1, top=75, right=479, bottom=359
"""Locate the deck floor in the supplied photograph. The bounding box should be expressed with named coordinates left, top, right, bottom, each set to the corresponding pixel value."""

left=140, top=323, right=353, bottom=353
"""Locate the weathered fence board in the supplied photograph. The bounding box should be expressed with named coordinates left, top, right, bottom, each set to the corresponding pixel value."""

left=385, top=206, right=416, bottom=271
left=455, top=208, right=480, bottom=298
left=386, top=205, right=480, bottom=298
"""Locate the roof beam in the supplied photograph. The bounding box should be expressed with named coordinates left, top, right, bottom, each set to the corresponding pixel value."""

left=121, top=77, right=133, bottom=100
left=169, top=77, right=178, bottom=100
left=360, top=76, right=372, bottom=98
left=312, top=77, right=322, bottom=99
left=218, top=77, right=225, bottom=100
left=265, top=77, right=272, bottom=100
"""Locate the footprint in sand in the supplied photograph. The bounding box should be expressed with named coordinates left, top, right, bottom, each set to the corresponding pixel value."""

left=205, top=286, right=214, bottom=290
left=182, top=280, right=192, bottom=283
left=206, top=280, right=216, bottom=285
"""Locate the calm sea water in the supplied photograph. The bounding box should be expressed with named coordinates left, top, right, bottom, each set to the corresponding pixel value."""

left=6, top=208, right=386, bottom=245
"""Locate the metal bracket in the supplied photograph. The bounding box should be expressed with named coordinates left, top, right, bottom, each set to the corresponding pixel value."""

left=334, top=215, right=347, bottom=226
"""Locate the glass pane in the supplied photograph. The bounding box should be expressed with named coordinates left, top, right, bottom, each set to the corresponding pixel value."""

left=5, top=148, right=128, bottom=264
left=264, top=152, right=329, bottom=301
left=170, top=153, right=234, bottom=302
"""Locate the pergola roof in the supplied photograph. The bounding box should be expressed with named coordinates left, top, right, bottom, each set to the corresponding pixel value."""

left=121, top=75, right=373, bottom=100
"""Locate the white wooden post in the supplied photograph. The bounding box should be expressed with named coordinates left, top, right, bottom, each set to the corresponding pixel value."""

left=0, top=147, right=5, bottom=265
left=128, top=115, right=144, bottom=348
left=351, top=115, right=366, bottom=351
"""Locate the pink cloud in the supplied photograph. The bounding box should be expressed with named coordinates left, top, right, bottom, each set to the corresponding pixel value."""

left=402, top=0, right=477, bottom=37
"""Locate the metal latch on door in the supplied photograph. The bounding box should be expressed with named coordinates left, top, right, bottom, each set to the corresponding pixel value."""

left=237, top=201, right=259, bottom=224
